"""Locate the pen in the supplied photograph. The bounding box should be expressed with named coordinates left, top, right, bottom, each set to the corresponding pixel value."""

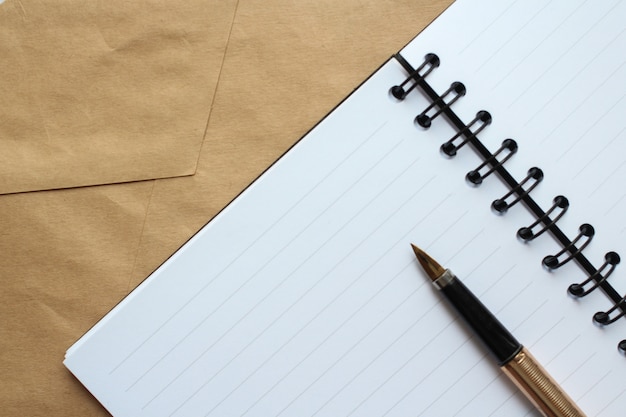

left=410, top=244, right=586, bottom=417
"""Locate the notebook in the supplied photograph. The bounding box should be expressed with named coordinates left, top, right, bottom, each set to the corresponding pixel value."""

left=64, top=0, right=626, bottom=415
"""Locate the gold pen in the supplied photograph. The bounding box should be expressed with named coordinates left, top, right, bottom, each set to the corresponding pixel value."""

left=411, top=244, right=586, bottom=417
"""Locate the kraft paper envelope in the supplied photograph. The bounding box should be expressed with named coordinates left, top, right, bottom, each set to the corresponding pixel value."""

left=0, top=0, right=450, bottom=415
left=0, top=0, right=235, bottom=194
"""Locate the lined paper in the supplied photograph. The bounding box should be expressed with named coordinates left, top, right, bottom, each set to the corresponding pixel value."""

left=65, top=0, right=626, bottom=415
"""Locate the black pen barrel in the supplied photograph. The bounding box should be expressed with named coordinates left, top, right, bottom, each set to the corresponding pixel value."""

left=439, top=274, right=522, bottom=365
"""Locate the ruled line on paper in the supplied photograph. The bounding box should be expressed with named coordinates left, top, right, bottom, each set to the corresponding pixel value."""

left=476, top=263, right=518, bottom=300
left=560, top=350, right=593, bottom=386
left=473, top=1, right=552, bottom=75
left=465, top=246, right=503, bottom=286
left=238, top=263, right=423, bottom=417
left=416, top=351, right=489, bottom=416
left=254, top=201, right=459, bottom=417
left=490, top=0, right=587, bottom=90
left=136, top=136, right=418, bottom=404
left=528, top=322, right=588, bottom=392
left=124, top=128, right=400, bottom=385
left=588, top=161, right=626, bottom=198
left=169, top=191, right=439, bottom=415
left=443, top=229, right=485, bottom=266
left=109, top=120, right=391, bottom=376
left=234, top=226, right=497, bottom=415
left=266, top=267, right=424, bottom=417
left=342, top=319, right=459, bottom=417
left=555, top=88, right=626, bottom=162
left=458, top=0, right=521, bottom=54
left=379, top=338, right=474, bottom=417
left=326, top=239, right=514, bottom=417
left=424, top=209, right=471, bottom=252
left=542, top=59, right=626, bottom=146
left=576, top=369, right=612, bottom=403
left=509, top=298, right=548, bottom=333
left=596, top=386, right=626, bottom=417
left=453, top=373, right=506, bottom=417
left=574, top=126, right=626, bottom=181
left=377, top=274, right=534, bottom=417
left=151, top=152, right=440, bottom=413
left=215, top=196, right=450, bottom=416
left=306, top=256, right=511, bottom=417
left=521, top=21, right=626, bottom=127
left=545, top=334, right=582, bottom=370
left=527, top=317, right=565, bottom=349
left=130, top=132, right=408, bottom=393
left=604, top=193, right=626, bottom=217
left=509, top=0, right=623, bottom=112
left=175, top=183, right=449, bottom=416
left=486, top=390, right=531, bottom=417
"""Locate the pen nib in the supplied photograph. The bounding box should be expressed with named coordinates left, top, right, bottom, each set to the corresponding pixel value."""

left=411, top=244, right=445, bottom=280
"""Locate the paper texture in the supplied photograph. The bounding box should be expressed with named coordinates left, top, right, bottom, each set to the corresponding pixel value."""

left=63, top=0, right=626, bottom=416
left=0, top=0, right=235, bottom=194
left=0, top=1, right=445, bottom=415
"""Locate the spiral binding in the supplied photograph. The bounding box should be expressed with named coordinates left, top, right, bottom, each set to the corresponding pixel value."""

left=518, top=196, right=568, bottom=241
left=415, top=82, right=467, bottom=129
left=542, top=224, right=594, bottom=270
left=492, top=167, right=543, bottom=214
left=392, top=52, right=626, bottom=354
left=569, top=252, right=620, bottom=297
left=391, top=53, right=440, bottom=100
left=441, top=111, right=491, bottom=157
left=467, top=139, right=518, bottom=185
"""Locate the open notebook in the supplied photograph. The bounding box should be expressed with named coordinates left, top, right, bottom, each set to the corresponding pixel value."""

left=65, top=0, right=626, bottom=415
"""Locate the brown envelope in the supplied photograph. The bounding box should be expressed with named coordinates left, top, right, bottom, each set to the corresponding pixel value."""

left=0, top=1, right=451, bottom=415
left=0, top=0, right=235, bottom=194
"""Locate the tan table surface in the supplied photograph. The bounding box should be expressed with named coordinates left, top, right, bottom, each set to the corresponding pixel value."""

left=0, top=0, right=234, bottom=194
left=0, top=1, right=452, bottom=415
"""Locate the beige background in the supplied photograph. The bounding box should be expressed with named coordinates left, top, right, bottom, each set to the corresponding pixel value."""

left=0, top=1, right=451, bottom=415
left=0, top=0, right=234, bottom=194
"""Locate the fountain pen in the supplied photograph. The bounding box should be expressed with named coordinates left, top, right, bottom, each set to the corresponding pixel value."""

left=411, top=244, right=586, bottom=417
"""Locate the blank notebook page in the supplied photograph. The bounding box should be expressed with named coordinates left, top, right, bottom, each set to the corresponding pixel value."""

left=65, top=0, right=626, bottom=416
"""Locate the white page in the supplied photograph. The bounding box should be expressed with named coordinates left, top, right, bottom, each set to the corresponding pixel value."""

left=65, top=0, right=626, bottom=416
